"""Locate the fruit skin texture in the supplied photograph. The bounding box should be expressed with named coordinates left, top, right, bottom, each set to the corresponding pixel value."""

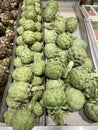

left=70, top=66, right=90, bottom=90
left=6, top=97, right=21, bottom=108
left=82, top=58, right=93, bottom=72
left=66, top=87, right=85, bottom=111
left=24, top=10, right=37, bottom=21
left=45, top=60, right=63, bottom=79
left=7, top=82, right=30, bottom=102
left=12, top=66, right=33, bottom=82
left=67, top=46, right=88, bottom=66
left=84, top=99, right=98, bottom=122
left=42, top=88, right=67, bottom=126
left=72, top=38, right=87, bottom=50
left=43, top=88, right=66, bottom=108
left=44, top=20, right=66, bottom=34
left=57, top=32, right=74, bottom=50
left=31, top=75, right=43, bottom=86
left=16, top=45, right=34, bottom=64
left=46, top=79, right=65, bottom=89
left=32, top=60, right=45, bottom=76
left=22, top=31, right=35, bottom=45
left=14, top=57, right=23, bottom=68
left=44, top=0, right=58, bottom=22
left=22, top=19, right=35, bottom=31
left=3, top=109, right=17, bottom=126
left=44, top=30, right=57, bottom=44
left=4, top=108, right=34, bottom=130
left=16, top=26, right=24, bottom=35
left=16, top=36, right=25, bottom=45
left=44, top=43, right=60, bottom=59
left=33, top=102, right=43, bottom=117
left=65, top=17, right=78, bottom=33
left=31, top=42, right=43, bottom=52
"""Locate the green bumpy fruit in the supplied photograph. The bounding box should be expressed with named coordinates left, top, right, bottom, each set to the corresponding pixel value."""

left=22, top=31, right=35, bottom=45
left=43, top=88, right=66, bottom=108
left=66, top=17, right=78, bottom=33
left=66, top=87, right=85, bottom=111
left=45, top=60, right=63, bottom=79
left=57, top=32, right=74, bottom=50
left=84, top=99, right=98, bottom=122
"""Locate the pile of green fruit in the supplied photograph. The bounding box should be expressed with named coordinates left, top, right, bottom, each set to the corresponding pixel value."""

left=3, top=0, right=45, bottom=130
left=43, top=0, right=97, bottom=125
left=0, top=0, right=20, bottom=103
left=3, top=0, right=98, bottom=129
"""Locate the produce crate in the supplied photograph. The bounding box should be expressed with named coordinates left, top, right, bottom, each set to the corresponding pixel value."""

left=0, top=0, right=98, bottom=129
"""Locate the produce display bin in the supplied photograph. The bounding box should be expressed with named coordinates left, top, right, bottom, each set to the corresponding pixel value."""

left=45, top=0, right=98, bottom=126
left=0, top=0, right=45, bottom=126
left=0, top=2, right=21, bottom=120
left=81, top=4, right=98, bottom=19
left=89, top=20, right=98, bottom=44
left=84, top=19, right=98, bottom=71
left=0, top=0, right=98, bottom=129
left=0, top=0, right=22, bottom=120
left=0, top=0, right=22, bottom=108
left=80, top=2, right=98, bottom=71
left=80, top=4, right=98, bottom=47
left=93, top=5, right=98, bottom=14
left=81, top=5, right=97, bottom=19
